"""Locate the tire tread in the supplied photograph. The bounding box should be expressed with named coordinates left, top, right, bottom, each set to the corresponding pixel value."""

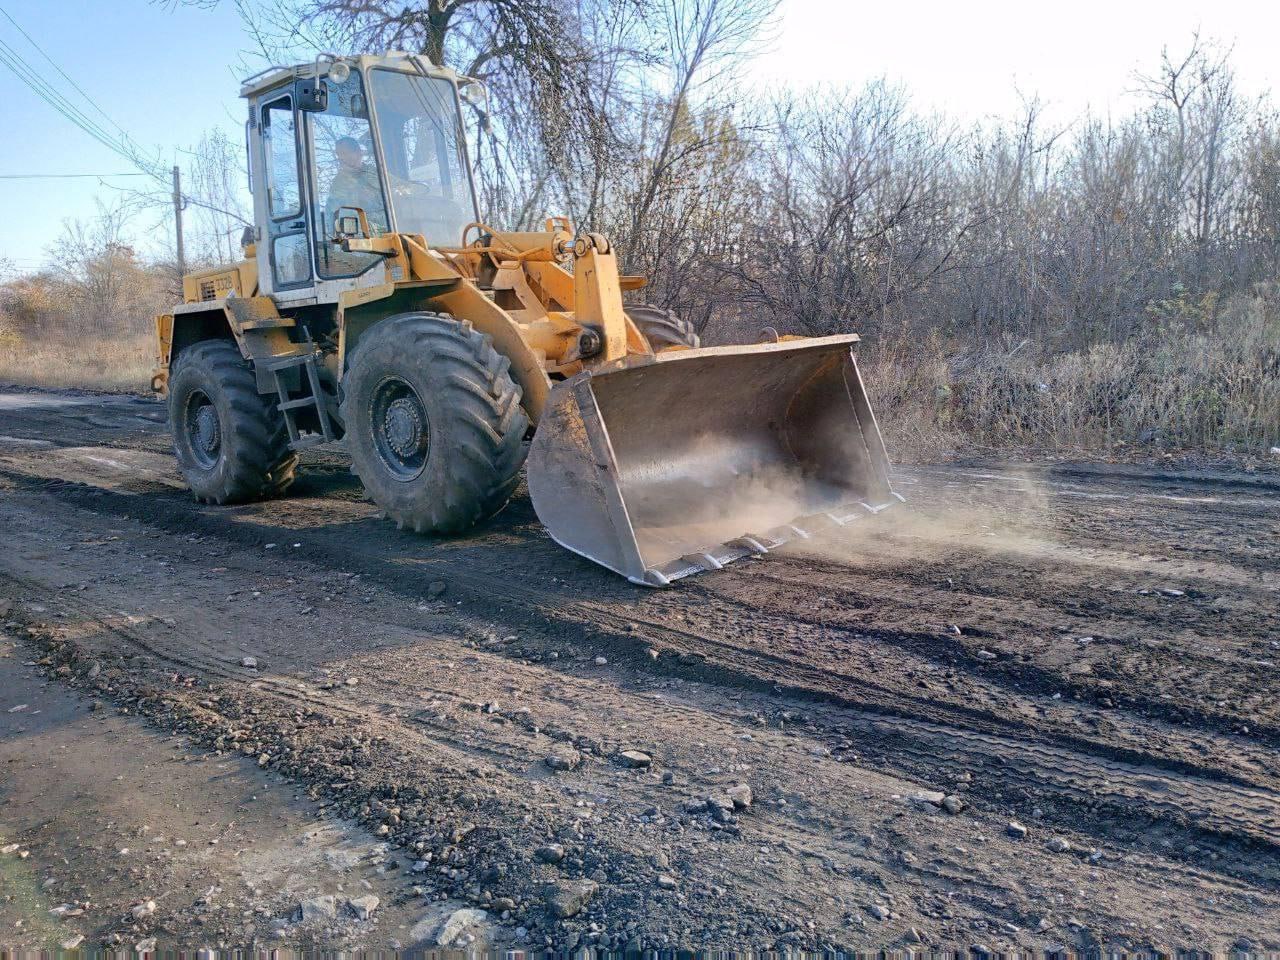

left=626, top=302, right=701, bottom=351
left=168, top=339, right=297, bottom=504
left=340, top=311, right=528, bottom=534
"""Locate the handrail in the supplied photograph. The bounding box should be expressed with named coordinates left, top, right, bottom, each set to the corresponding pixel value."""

left=239, top=64, right=292, bottom=88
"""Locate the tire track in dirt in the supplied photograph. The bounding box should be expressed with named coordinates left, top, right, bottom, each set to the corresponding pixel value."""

left=693, top=558, right=1280, bottom=747
left=2, top=464, right=1253, bottom=783
left=567, top=593, right=1280, bottom=859
left=621, top=588, right=1280, bottom=795
left=10, top=566, right=1280, bottom=898
left=6, top=548, right=1144, bottom=949
left=4, top=465, right=1280, bottom=882
left=7, top=391, right=1280, bottom=947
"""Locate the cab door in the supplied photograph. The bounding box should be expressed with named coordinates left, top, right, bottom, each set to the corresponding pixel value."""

left=259, top=94, right=313, bottom=294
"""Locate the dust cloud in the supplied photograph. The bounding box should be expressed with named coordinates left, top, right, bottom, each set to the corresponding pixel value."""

left=622, top=424, right=1065, bottom=577
left=785, top=466, right=1061, bottom=571
left=632, top=459, right=831, bottom=567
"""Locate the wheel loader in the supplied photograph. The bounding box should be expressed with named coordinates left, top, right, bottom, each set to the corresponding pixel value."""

left=153, top=52, right=900, bottom=585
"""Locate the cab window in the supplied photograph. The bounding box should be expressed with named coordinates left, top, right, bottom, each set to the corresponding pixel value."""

left=263, top=99, right=301, bottom=218
left=309, top=70, right=390, bottom=278
left=370, top=68, right=475, bottom=247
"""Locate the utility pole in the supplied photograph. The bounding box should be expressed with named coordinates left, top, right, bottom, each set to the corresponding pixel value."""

left=171, top=164, right=186, bottom=279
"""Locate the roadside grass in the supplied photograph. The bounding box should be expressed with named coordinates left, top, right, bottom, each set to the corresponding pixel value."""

left=0, top=326, right=153, bottom=393
left=3, top=290, right=1278, bottom=460
left=866, top=291, right=1280, bottom=461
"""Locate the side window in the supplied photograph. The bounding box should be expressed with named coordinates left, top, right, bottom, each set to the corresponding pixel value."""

left=263, top=99, right=300, bottom=218
left=310, top=70, right=390, bottom=279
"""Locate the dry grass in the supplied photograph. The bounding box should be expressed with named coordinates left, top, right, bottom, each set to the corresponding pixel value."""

left=0, top=237, right=168, bottom=394
left=865, top=290, right=1280, bottom=461
left=0, top=326, right=154, bottom=393
left=3, top=290, right=1277, bottom=464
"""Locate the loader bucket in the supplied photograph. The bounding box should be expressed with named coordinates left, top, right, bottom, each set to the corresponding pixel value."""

left=527, top=335, right=902, bottom=586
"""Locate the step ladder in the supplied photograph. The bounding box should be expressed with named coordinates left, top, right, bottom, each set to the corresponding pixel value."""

left=267, top=350, right=335, bottom=451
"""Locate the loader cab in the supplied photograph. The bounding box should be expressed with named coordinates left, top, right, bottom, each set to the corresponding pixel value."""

left=243, top=54, right=481, bottom=301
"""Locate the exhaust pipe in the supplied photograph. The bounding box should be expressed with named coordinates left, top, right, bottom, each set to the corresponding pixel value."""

left=527, top=335, right=902, bottom=585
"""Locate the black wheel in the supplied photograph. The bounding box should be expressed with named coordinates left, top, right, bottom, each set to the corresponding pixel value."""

left=625, top=302, right=701, bottom=351
left=168, top=339, right=297, bottom=504
left=340, top=311, right=529, bottom=534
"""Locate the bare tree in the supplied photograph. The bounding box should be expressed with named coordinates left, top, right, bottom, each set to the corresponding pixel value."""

left=626, top=0, right=776, bottom=244
left=142, top=8, right=1278, bottom=360
left=40, top=199, right=168, bottom=337
left=184, top=128, right=254, bottom=265
left=224, top=0, right=629, bottom=228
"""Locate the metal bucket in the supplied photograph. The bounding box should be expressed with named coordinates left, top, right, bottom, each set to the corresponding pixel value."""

left=527, top=335, right=901, bottom=585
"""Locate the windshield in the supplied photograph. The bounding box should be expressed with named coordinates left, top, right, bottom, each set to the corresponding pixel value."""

left=370, top=69, right=475, bottom=247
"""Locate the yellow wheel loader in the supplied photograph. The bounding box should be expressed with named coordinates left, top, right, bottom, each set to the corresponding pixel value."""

left=153, top=53, right=900, bottom=585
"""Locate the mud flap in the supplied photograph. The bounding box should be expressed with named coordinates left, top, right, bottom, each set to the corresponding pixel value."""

left=526, top=335, right=902, bottom=586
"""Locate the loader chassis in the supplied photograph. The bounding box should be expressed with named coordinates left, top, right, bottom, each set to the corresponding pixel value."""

left=154, top=52, right=900, bottom=585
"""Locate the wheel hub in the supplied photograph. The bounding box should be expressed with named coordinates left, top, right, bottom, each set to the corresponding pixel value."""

left=370, top=377, right=429, bottom=481
left=185, top=391, right=222, bottom=470
left=193, top=404, right=221, bottom=455
left=383, top=397, right=426, bottom=458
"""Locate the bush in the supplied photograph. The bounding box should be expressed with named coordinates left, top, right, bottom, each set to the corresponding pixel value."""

left=0, top=274, right=62, bottom=335
left=865, top=289, right=1280, bottom=459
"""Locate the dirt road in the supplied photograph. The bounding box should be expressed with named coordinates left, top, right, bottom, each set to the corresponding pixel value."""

left=1, top=387, right=1277, bottom=952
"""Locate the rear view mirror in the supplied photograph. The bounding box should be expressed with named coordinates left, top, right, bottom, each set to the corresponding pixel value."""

left=295, top=77, right=328, bottom=112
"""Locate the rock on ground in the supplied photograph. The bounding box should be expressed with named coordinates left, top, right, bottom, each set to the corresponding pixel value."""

left=411, top=905, right=493, bottom=949
left=545, top=746, right=581, bottom=771
left=617, top=749, right=652, bottom=768
left=298, top=894, right=338, bottom=922
left=544, top=878, right=598, bottom=919
left=348, top=894, right=379, bottom=920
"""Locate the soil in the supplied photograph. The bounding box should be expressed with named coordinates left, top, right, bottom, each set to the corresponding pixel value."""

left=0, top=386, right=1277, bottom=953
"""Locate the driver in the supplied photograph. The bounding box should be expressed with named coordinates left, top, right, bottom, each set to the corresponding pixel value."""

left=326, top=137, right=387, bottom=233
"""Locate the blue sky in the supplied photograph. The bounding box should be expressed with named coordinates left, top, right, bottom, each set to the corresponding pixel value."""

left=0, top=0, right=248, bottom=269
left=1, top=0, right=1276, bottom=270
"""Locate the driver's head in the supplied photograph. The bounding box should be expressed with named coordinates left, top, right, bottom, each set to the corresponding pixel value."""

left=335, top=137, right=364, bottom=172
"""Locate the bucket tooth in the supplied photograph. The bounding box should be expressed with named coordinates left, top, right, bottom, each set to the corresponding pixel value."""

left=825, top=503, right=866, bottom=525
left=781, top=524, right=813, bottom=540
left=725, top=535, right=771, bottom=554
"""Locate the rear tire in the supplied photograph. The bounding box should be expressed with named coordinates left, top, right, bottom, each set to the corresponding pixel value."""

left=168, top=339, right=297, bottom=504
left=626, top=302, right=701, bottom=351
left=340, top=311, right=529, bottom=534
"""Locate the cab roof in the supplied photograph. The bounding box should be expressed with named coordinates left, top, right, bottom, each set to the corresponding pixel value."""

left=239, top=52, right=461, bottom=100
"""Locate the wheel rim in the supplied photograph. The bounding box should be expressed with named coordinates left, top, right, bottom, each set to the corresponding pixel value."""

left=184, top=389, right=222, bottom=469
left=370, top=376, right=429, bottom=481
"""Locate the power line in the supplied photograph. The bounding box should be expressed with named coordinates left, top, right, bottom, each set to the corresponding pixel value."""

left=0, top=39, right=158, bottom=178
left=0, top=7, right=251, bottom=241
left=0, top=9, right=167, bottom=184
left=0, top=172, right=152, bottom=179
left=0, top=3, right=136, bottom=144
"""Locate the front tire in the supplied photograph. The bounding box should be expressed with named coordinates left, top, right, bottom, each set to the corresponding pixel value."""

left=340, top=312, right=529, bottom=534
left=626, top=302, right=701, bottom=351
left=168, top=339, right=297, bottom=504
